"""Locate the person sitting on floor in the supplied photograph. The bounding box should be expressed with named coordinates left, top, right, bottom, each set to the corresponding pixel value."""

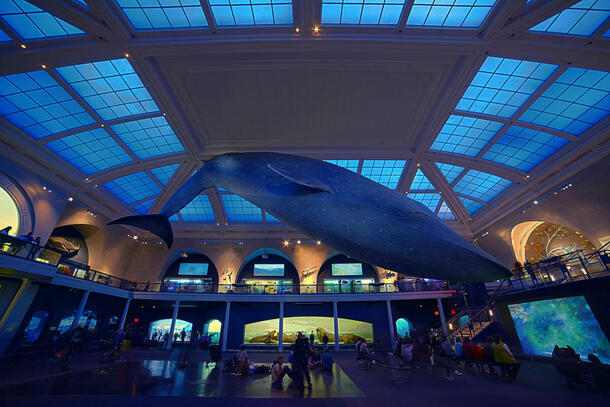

left=271, top=356, right=295, bottom=387
left=356, top=338, right=374, bottom=361
left=462, top=338, right=478, bottom=371
left=233, top=345, right=249, bottom=375
left=492, top=335, right=520, bottom=380
left=309, top=347, right=322, bottom=368
left=321, top=349, right=334, bottom=373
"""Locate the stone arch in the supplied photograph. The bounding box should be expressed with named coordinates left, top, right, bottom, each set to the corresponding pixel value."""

left=0, top=171, right=34, bottom=236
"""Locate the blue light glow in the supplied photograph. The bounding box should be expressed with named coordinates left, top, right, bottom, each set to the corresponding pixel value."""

left=110, top=116, right=184, bottom=159
left=483, top=126, right=569, bottom=172
left=221, top=194, right=263, bottom=223
left=45, top=128, right=132, bottom=175
left=456, top=57, right=558, bottom=118
left=73, top=0, right=89, bottom=9
left=179, top=194, right=216, bottom=222
left=103, top=171, right=161, bottom=205
left=407, top=192, right=441, bottom=212
left=265, top=212, right=281, bottom=223
left=454, top=169, right=512, bottom=202
left=437, top=201, right=455, bottom=220
left=115, top=0, right=208, bottom=30
left=324, top=159, right=359, bottom=173
left=435, top=162, right=465, bottom=184
left=406, top=0, right=497, bottom=28
left=150, top=163, right=179, bottom=185
left=0, top=70, right=95, bottom=139
left=210, top=0, right=293, bottom=27
left=519, top=67, right=610, bottom=135
left=361, top=159, right=407, bottom=189
left=321, top=0, right=406, bottom=25
left=132, top=198, right=155, bottom=215
left=430, top=115, right=503, bottom=157
left=530, top=0, right=610, bottom=37
left=460, top=196, right=483, bottom=214
left=409, top=169, right=434, bottom=191
left=56, top=59, right=159, bottom=121
left=0, top=0, right=85, bottom=40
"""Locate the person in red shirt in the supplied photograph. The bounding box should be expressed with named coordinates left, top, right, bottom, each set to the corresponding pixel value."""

left=462, top=338, right=477, bottom=372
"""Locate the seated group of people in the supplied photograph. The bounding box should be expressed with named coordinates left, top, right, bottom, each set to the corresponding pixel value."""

left=446, top=335, right=520, bottom=380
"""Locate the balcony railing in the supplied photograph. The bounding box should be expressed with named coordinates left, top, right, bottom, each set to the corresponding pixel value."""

left=0, top=234, right=63, bottom=266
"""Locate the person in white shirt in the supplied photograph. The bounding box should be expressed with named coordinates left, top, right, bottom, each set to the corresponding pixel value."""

left=271, top=356, right=294, bottom=386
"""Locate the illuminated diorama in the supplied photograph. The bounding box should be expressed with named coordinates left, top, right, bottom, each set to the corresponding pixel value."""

left=243, top=316, right=373, bottom=344
left=204, top=319, right=222, bottom=344
left=149, top=319, right=192, bottom=342
left=57, top=310, right=97, bottom=335
left=395, top=318, right=413, bottom=338
left=508, top=296, right=610, bottom=363
left=523, top=223, right=597, bottom=262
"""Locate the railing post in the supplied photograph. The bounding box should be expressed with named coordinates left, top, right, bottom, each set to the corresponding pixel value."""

left=333, top=301, right=339, bottom=351
left=71, top=290, right=90, bottom=330
left=437, top=297, right=448, bottom=337
left=166, top=300, right=179, bottom=349
left=278, top=301, right=284, bottom=352
left=119, top=298, right=131, bottom=330
left=221, top=301, right=231, bottom=351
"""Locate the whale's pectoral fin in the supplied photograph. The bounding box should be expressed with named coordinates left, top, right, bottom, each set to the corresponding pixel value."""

left=268, top=163, right=333, bottom=193
left=108, top=214, right=173, bottom=248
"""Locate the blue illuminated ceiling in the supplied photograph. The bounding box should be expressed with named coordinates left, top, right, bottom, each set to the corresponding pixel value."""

left=324, top=159, right=359, bottom=173
left=132, top=198, right=155, bottom=215
left=115, top=0, right=208, bottom=30
left=322, top=0, right=406, bottom=25
left=103, top=171, right=161, bottom=205
left=210, top=0, right=293, bottom=26
left=179, top=194, right=216, bottom=222
left=454, top=169, right=512, bottom=203
left=0, top=0, right=85, bottom=40
left=221, top=194, right=263, bottom=223
left=431, top=115, right=503, bottom=157
left=56, top=59, right=159, bottom=121
left=437, top=201, right=455, bottom=220
left=110, top=116, right=184, bottom=160
left=361, top=160, right=407, bottom=189
left=0, top=28, right=11, bottom=42
left=407, top=0, right=498, bottom=28
left=150, top=164, right=180, bottom=186
left=408, top=192, right=441, bottom=212
left=409, top=169, right=434, bottom=191
left=529, top=0, right=610, bottom=37
left=436, top=162, right=465, bottom=185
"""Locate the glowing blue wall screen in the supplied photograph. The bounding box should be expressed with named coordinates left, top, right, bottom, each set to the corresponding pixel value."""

left=508, top=296, right=610, bottom=363
left=253, top=264, right=285, bottom=277
left=178, top=263, right=209, bottom=276
left=332, top=263, right=363, bottom=276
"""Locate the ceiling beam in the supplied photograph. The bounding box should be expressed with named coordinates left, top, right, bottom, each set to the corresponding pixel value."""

left=88, top=154, right=191, bottom=184
left=422, top=151, right=527, bottom=182
left=495, top=0, right=580, bottom=38
left=420, top=160, right=470, bottom=226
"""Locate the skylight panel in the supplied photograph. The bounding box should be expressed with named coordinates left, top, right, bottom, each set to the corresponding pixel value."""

left=321, top=0, right=406, bottom=25
left=103, top=171, right=161, bottom=205
left=150, top=164, right=179, bottom=186
left=361, top=159, right=407, bottom=189
left=0, top=1, right=84, bottom=40
left=529, top=0, right=610, bottom=37
left=454, top=169, right=512, bottom=202
left=407, top=192, right=441, bottom=212
left=265, top=212, right=281, bottom=223
left=115, top=0, right=208, bottom=30
left=435, top=162, right=465, bottom=184
left=179, top=195, right=216, bottom=222
left=132, top=198, right=155, bottom=215
left=45, top=128, right=132, bottom=175
left=460, top=196, right=483, bottom=215
left=0, top=70, right=96, bottom=139
left=324, top=159, right=359, bottom=173
left=409, top=169, right=435, bottom=191
left=0, top=28, right=11, bottom=42
left=0, top=0, right=85, bottom=40
left=604, top=28, right=610, bottom=37
left=430, top=115, right=503, bottom=157
left=221, top=194, right=263, bottom=223
left=56, top=59, right=159, bottom=121
left=482, top=126, right=569, bottom=172
left=406, top=0, right=497, bottom=28
left=519, top=67, right=610, bottom=135
left=437, top=201, right=455, bottom=220
left=456, top=57, right=558, bottom=118
left=210, top=0, right=293, bottom=26
left=109, top=116, right=184, bottom=160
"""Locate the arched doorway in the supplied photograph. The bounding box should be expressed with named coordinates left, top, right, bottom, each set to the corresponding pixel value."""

left=149, top=318, right=193, bottom=343
left=204, top=319, right=222, bottom=344
left=0, top=185, right=19, bottom=236
left=316, top=253, right=380, bottom=293
left=236, top=248, right=299, bottom=294
left=511, top=221, right=597, bottom=264
left=0, top=171, right=34, bottom=237
left=161, top=250, right=219, bottom=293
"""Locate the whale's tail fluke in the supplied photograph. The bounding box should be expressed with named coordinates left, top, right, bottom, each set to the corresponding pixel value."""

left=108, top=214, right=173, bottom=248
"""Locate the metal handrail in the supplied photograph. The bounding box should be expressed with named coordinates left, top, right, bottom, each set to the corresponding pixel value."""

left=0, top=234, right=64, bottom=266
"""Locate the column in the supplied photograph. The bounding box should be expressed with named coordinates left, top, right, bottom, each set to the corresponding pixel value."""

left=333, top=301, right=339, bottom=351
left=437, top=297, right=448, bottom=337
left=166, top=300, right=180, bottom=349
left=0, top=279, right=31, bottom=332
left=70, top=290, right=90, bottom=330
left=278, top=301, right=284, bottom=352
left=386, top=300, right=395, bottom=346
left=0, top=279, right=39, bottom=355
left=118, top=298, right=131, bottom=330
left=221, top=301, right=231, bottom=351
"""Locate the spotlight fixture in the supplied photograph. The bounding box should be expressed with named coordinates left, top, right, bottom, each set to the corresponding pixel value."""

left=42, top=186, right=46, bottom=190
left=297, top=240, right=301, bottom=244
left=313, top=26, right=319, bottom=33
left=295, top=27, right=300, bottom=33
left=20, top=44, right=26, bottom=49
left=316, top=240, right=321, bottom=245
left=124, top=53, right=129, bottom=57
left=283, top=240, right=289, bottom=247
left=533, top=200, right=538, bottom=204
left=68, top=197, right=74, bottom=201
left=41, top=64, right=46, bottom=69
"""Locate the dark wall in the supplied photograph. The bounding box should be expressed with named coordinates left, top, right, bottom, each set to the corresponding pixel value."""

left=237, top=254, right=299, bottom=285
left=176, top=301, right=226, bottom=337
left=163, top=253, right=219, bottom=284
left=0, top=277, right=21, bottom=320
left=126, top=300, right=178, bottom=333
left=82, top=292, right=126, bottom=338
left=228, top=302, right=279, bottom=349
left=390, top=298, right=448, bottom=336
left=495, top=276, right=610, bottom=352
left=317, top=254, right=379, bottom=285
left=338, top=301, right=390, bottom=347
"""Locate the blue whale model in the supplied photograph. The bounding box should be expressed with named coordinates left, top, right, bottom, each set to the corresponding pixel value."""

left=109, top=152, right=511, bottom=282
